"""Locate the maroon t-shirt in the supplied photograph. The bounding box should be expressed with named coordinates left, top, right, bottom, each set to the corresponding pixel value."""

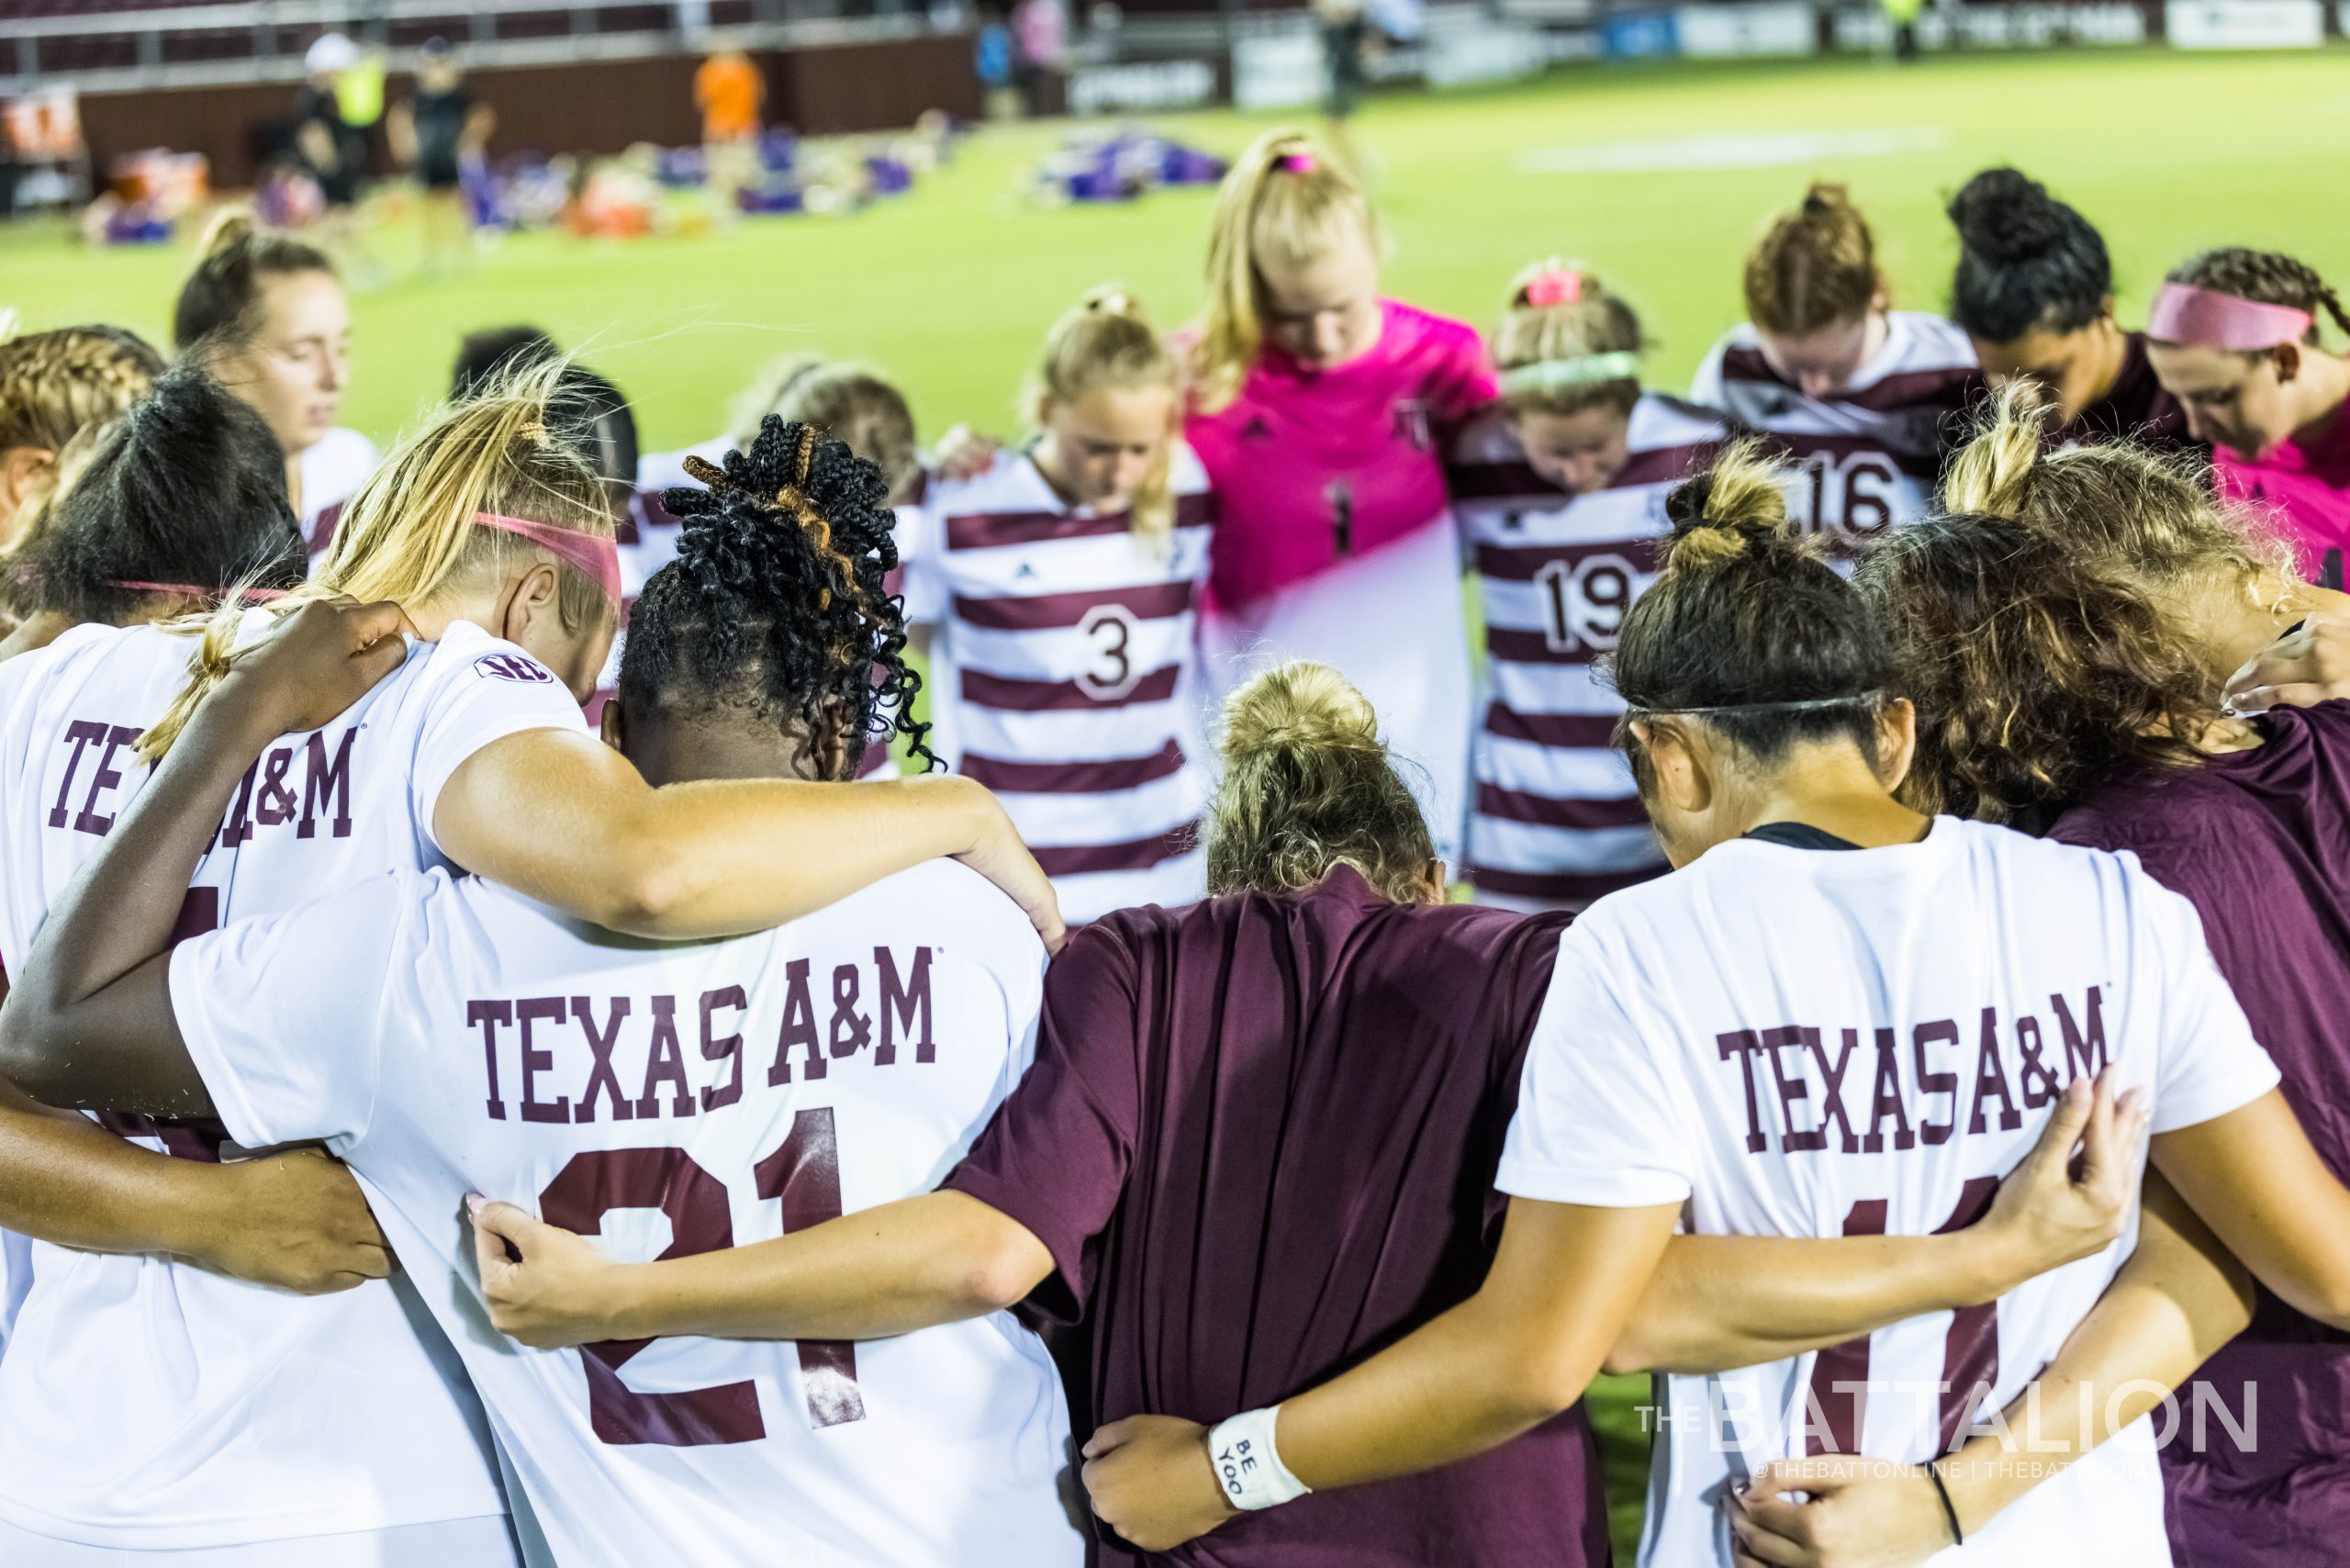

left=2052, top=702, right=2350, bottom=1567
left=2056, top=331, right=2199, bottom=457
left=943, top=868, right=1604, bottom=1567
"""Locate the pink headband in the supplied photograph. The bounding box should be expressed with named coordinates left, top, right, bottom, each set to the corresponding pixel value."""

left=2148, top=283, right=2313, bottom=352
left=474, top=511, right=622, bottom=607
left=1524, top=268, right=1583, bottom=308
left=113, top=581, right=288, bottom=601
left=1276, top=151, right=1315, bottom=174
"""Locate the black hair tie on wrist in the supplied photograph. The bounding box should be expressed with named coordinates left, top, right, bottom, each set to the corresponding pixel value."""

left=1925, top=1459, right=1964, bottom=1547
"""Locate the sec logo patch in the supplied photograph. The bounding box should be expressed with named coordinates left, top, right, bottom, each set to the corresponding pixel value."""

left=474, top=653, right=554, bottom=684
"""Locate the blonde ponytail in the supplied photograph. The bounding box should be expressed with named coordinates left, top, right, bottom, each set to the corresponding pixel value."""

left=137, top=357, right=614, bottom=762
left=1192, top=129, right=1374, bottom=413
left=1941, top=384, right=2043, bottom=519
left=1204, top=661, right=1435, bottom=903
left=1655, top=437, right=1792, bottom=574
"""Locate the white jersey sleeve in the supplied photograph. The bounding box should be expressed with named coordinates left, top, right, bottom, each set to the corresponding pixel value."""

left=1689, top=333, right=1731, bottom=408
left=2139, top=873, right=2281, bottom=1132
left=897, top=485, right=946, bottom=626
left=169, top=871, right=414, bottom=1151
left=407, top=622, right=594, bottom=857
left=1494, top=922, right=1699, bottom=1208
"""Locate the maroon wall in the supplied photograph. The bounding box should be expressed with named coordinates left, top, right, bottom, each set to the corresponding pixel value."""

left=74, top=34, right=982, bottom=188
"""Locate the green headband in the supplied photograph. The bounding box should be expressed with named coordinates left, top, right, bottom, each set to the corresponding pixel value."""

left=1498, top=351, right=1643, bottom=398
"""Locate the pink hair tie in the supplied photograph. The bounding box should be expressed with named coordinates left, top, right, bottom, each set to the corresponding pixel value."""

left=1276, top=151, right=1316, bottom=174
left=113, top=581, right=289, bottom=601
left=2148, top=283, right=2313, bottom=352
left=473, top=512, right=623, bottom=608
left=1524, top=269, right=1583, bottom=308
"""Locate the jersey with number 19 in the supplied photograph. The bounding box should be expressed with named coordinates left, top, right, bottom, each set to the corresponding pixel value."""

left=169, top=859, right=1079, bottom=1568
left=0, top=617, right=587, bottom=1553
left=1499, top=818, right=2281, bottom=1567
left=906, top=447, right=1215, bottom=924
left=1451, top=395, right=1729, bottom=910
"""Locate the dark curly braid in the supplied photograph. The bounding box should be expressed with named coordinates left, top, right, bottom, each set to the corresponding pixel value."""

left=622, top=414, right=932, bottom=777
left=2166, top=248, right=2350, bottom=350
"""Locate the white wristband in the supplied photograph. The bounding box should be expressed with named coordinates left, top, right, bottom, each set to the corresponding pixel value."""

left=1207, top=1406, right=1312, bottom=1511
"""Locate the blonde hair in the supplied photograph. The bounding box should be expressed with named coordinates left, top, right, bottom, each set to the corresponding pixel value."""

left=0, top=326, right=164, bottom=458
left=1028, top=286, right=1180, bottom=542
left=1203, top=661, right=1435, bottom=903
left=1861, top=386, right=2293, bottom=821
left=731, top=356, right=920, bottom=504
left=138, top=359, right=615, bottom=761
left=1192, top=129, right=1376, bottom=413
left=1744, top=183, right=1881, bottom=338
left=1494, top=260, right=1644, bottom=419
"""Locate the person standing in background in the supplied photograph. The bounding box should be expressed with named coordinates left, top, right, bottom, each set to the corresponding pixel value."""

left=1185, top=129, right=1496, bottom=866
left=693, top=40, right=765, bottom=214
left=1315, top=0, right=1369, bottom=143
left=2146, top=248, right=2350, bottom=588
left=1011, top=0, right=1067, bottom=116
left=388, top=39, right=494, bottom=277
left=293, top=34, right=372, bottom=271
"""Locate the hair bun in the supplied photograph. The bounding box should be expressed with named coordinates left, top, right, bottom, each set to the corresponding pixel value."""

left=1220, top=660, right=1381, bottom=766
left=1799, top=182, right=1851, bottom=219
left=196, top=207, right=258, bottom=261
left=1948, top=167, right=2066, bottom=266
left=1659, top=440, right=1791, bottom=570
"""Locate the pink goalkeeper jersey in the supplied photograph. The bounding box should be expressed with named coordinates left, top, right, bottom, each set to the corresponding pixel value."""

left=1186, top=298, right=1497, bottom=859
left=2215, top=398, right=2350, bottom=588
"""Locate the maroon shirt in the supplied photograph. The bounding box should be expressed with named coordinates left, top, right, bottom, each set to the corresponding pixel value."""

left=2052, top=702, right=2350, bottom=1567
left=2056, top=331, right=2199, bottom=456
left=944, top=868, right=1604, bottom=1567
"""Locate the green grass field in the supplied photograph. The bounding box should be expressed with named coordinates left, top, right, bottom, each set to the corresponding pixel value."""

left=6, top=45, right=2345, bottom=1559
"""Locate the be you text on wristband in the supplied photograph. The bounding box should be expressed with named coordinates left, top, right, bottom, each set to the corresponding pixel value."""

left=1209, top=1406, right=1313, bottom=1511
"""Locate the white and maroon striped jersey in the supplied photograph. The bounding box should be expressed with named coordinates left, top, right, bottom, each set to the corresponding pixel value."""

left=1453, top=396, right=1729, bottom=911
left=1691, top=312, right=1980, bottom=557
left=906, top=447, right=1214, bottom=924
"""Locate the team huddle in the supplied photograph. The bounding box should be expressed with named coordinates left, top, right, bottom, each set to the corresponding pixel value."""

left=0, top=123, right=2347, bottom=1568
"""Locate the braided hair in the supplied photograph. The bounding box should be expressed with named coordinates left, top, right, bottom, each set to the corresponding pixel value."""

left=2166, top=248, right=2350, bottom=348
left=624, top=415, right=931, bottom=777
left=0, top=325, right=164, bottom=456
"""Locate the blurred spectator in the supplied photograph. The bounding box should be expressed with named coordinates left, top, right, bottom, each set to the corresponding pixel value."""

left=694, top=41, right=766, bottom=213
left=294, top=34, right=374, bottom=271
left=389, top=39, right=495, bottom=275
left=1316, top=0, right=1369, bottom=131
left=1011, top=0, right=1067, bottom=117
left=977, top=9, right=1020, bottom=120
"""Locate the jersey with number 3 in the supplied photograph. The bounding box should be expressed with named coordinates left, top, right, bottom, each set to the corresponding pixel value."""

left=169, top=859, right=1079, bottom=1568
left=1496, top=819, right=2281, bottom=1567
left=907, top=447, right=1214, bottom=923
left=1691, top=313, right=1979, bottom=557
left=1451, top=395, right=1729, bottom=909
left=0, top=617, right=588, bottom=1551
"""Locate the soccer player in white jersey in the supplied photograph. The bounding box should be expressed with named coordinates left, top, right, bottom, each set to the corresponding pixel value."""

left=0, top=379, right=1056, bottom=1564
left=0, top=422, right=1081, bottom=1568
left=1452, top=261, right=1730, bottom=909
left=1692, top=184, right=1980, bottom=557
left=1078, top=446, right=2350, bottom=1565
left=909, top=288, right=1216, bottom=923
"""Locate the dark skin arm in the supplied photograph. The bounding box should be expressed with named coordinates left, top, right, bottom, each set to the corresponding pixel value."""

left=0, top=600, right=411, bottom=1117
